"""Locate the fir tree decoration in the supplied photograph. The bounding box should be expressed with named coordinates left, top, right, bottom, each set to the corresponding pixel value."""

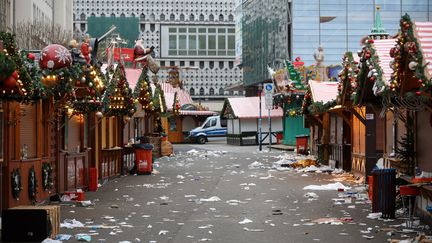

left=285, top=60, right=306, bottom=91
left=103, top=65, right=136, bottom=117
left=395, top=113, right=416, bottom=175
left=134, top=66, right=154, bottom=113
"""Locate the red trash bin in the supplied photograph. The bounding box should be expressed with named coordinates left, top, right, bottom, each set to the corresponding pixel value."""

left=89, top=167, right=98, bottom=191
left=133, top=143, right=153, bottom=174
left=296, top=135, right=309, bottom=155
left=276, top=133, right=283, bottom=144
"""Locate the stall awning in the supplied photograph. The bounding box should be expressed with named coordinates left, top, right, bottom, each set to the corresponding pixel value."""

left=309, top=80, right=339, bottom=103
left=414, top=22, right=432, bottom=78
left=373, top=38, right=397, bottom=83
left=223, top=96, right=283, bottom=119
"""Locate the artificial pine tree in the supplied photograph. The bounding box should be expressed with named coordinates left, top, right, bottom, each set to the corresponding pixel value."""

left=395, top=114, right=416, bottom=175
left=134, top=66, right=154, bottom=113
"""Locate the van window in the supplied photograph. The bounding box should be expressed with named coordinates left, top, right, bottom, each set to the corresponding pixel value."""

left=221, top=118, right=227, bottom=127
left=210, top=119, right=217, bottom=127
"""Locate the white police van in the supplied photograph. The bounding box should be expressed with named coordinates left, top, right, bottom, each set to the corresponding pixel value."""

left=188, top=115, right=227, bottom=144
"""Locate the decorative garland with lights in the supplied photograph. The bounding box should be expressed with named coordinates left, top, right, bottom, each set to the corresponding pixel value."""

left=307, top=100, right=337, bottom=115
left=152, top=82, right=167, bottom=133
left=337, top=52, right=359, bottom=105
left=173, top=92, right=180, bottom=116
left=389, top=14, right=431, bottom=98
left=28, top=166, right=38, bottom=203
left=102, top=65, right=136, bottom=117
left=134, top=66, right=154, bottom=113
left=11, top=168, right=22, bottom=200
left=354, top=38, right=384, bottom=105
left=0, top=32, right=46, bottom=101
left=301, top=90, right=312, bottom=114
left=42, top=162, right=53, bottom=191
left=70, top=65, right=105, bottom=114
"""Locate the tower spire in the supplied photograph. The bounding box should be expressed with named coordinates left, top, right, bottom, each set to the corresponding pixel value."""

left=369, top=6, right=389, bottom=39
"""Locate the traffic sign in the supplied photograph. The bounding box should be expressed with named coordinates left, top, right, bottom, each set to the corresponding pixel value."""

left=264, top=83, right=274, bottom=110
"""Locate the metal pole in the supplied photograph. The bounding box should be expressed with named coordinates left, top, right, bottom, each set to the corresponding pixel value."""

left=268, top=108, right=271, bottom=151
left=259, top=86, right=262, bottom=151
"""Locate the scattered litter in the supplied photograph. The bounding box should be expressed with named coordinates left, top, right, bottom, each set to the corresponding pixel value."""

left=110, top=204, right=119, bottom=208
left=55, top=234, right=72, bottom=241
left=248, top=161, right=265, bottom=169
left=312, top=217, right=352, bottom=225
left=200, top=196, right=221, bottom=202
left=159, top=230, right=169, bottom=235
left=238, top=219, right=253, bottom=224
left=304, top=192, right=319, bottom=199
left=198, top=224, right=213, bottom=229
left=42, top=239, right=62, bottom=243
left=366, top=212, right=382, bottom=219
left=243, top=227, right=264, bottom=232
left=60, top=219, right=85, bottom=229
left=80, top=200, right=93, bottom=207
left=272, top=209, right=283, bottom=215
left=362, top=235, right=374, bottom=239
left=75, top=234, right=91, bottom=242
left=303, top=182, right=351, bottom=191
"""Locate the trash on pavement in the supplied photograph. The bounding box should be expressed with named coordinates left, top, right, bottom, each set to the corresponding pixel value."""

left=248, top=161, right=265, bottom=169
left=75, top=233, right=91, bottom=242
left=61, top=219, right=85, bottom=229
left=55, top=234, right=72, bottom=240
left=159, top=230, right=169, bottom=235
left=200, top=196, right=221, bottom=202
left=243, top=227, right=264, bottom=232
left=304, top=192, right=319, bottom=199
left=366, top=212, right=382, bottom=219
left=42, top=239, right=62, bottom=243
left=238, top=219, right=253, bottom=224
left=303, top=182, right=351, bottom=191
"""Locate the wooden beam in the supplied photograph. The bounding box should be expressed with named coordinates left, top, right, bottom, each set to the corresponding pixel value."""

left=335, top=110, right=351, bottom=125
left=350, top=108, right=366, bottom=125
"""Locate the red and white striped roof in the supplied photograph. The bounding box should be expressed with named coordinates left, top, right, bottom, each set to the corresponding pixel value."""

left=372, top=38, right=396, bottom=83
left=414, top=22, right=432, bottom=79
left=309, top=80, right=339, bottom=103
left=159, top=82, right=193, bottom=110
left=225, top=97, right=283, bottom=119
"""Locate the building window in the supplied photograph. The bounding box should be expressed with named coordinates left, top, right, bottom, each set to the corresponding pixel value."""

left=150, top=24, right=155, bottom=32
left=190, top=88, right=195, bottom=95
left=199, top=61, right=205, bottom=69
left=120, top=13, right=125, bottom=17
left=229, top=90, right=234, bottom=95
left=160, top=61, right=165, bottom=67
left=170, top=13, right=175, bottom=21
left=170, top=61, right=175, bottom=66
left=238, top=90, right=244, bottom=95
left=219, top=88, right=224, bottom=95
left=228, top=14, right=234, bottom=22
left=180, top=61, right=185, bottom=66
left=209, top=88, right=214, bottom=95
left=209, top=14, right=214, bottom=21
left=190, top=61, right=195, bottom=66
left=160, top=14, right=165, bottom=21
left=229, top=61, right=234, bottom=69
left=110, top=13, right=115, bottom=17
left=219, top=61, right=224, bottom=69
left=199, top=14, right=204, bottom=21
left=189, top=14, right=194, bottom=21
left=80, top=13, right=86, bottom=20
left=180, top=14, right=185, bottom=21
left=209, top=61, right=214, bottom=69
left=80, top=23, right=86, bottom=32
left=199, top=88, right=204, bottom=95
left=219, top=14, right=224, bottom=21
left=140, top=13, right=145, bottom=21
left=140, top=23, right=145, bottom=32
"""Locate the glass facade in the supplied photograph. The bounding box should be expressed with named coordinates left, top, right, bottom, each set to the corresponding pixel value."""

left=242, top=0, right=432, bottom=86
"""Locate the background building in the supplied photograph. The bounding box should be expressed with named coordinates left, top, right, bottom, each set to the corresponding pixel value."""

left=73, top=0, right=243, bottom=111
left=241, top=0, right=432, bottom=89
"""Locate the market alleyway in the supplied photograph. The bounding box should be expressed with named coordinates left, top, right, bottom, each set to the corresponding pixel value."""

left=57, top=143, right=416, bottom=243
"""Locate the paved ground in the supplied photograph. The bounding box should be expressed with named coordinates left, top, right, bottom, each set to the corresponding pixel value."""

left=56, top=142, right=418, bottom=243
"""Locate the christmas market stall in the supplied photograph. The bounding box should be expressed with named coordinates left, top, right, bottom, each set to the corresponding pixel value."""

left=302, top=81, right=341, bottom=167
left=350, top=33, right=396, bottom=178
left=271, top=60, right=309, bottom=147
left=221, top=96, right=283, bottom=146
left=382, top=15, right=432, bottom=222
left=0, top=32, right=54, bottom=208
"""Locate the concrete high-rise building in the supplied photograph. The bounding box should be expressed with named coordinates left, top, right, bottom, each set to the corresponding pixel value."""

left=0, top=0, right=13, bottom=32
left=241, top=0, right=432, bottom=89
left=73, top=0, right=243, bottom=110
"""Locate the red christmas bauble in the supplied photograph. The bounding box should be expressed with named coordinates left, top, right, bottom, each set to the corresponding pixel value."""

left=416, top=91, right=422, bottom=96
left=368, top=39, right=375, bottom=44
left=369, top=76, right=376, bottom=82
left=27, top=53, right=35, bottom=60
left=11, top=70, right=19, bottom=80
left=3, top=74, right=17, bottom=90
left=39, top=44, right=72, bottom=70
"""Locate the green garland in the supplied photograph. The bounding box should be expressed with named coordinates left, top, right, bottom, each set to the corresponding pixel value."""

left=308, top=100, right=337, bottom=115
left=28, top=166, right=38, bottom=203
left=337, top=52, right=358, bottom=105
left=70, top=65, right=105, bottom=114
left=389, top=14, right=431, bottom=98
left=42, top=162, right=53, bottom=191
left=11, top=168, right=22, bottom=200
left=354, top=38, right=384, bottom=105
left=0, top=52, right=16, bottom=81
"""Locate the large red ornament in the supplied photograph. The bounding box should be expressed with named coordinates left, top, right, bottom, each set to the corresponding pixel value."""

left=39, top=44, right=72, bottom=70
left=27, top=53, right=35, bottom=60
left=3, top=71, right=18, bottom=90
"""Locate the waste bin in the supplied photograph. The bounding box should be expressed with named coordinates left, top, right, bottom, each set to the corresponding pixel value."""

left=133, top=143, right=153, bottom=175
left=276, top=133, right=283, bottom=144
left=372, top=168, right=396, bottom=219
left=89, top=168, right=98, bottom=191
left=296, top=135, right=309, bottom=155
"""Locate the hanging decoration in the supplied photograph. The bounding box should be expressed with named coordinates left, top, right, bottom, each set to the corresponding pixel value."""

left=173, top=92, right=181, bottom=116
left=71, top=65, right=105, bottom=114
left=103, top=64, right=136, bottom=117
left=389, top=14, right=431, bottom=99
left=42, top=162, right=53, bottom=191
left=337, top=52, right=358, bottom=106
left=285, top=60, right=307, bottom=92
left=134, top=66, right=154, bottom=113
left=28, top=166, right=38, bottom=203
left=0, top=32, right=46, bottom=101
left=354, top=38, right=384, bottom=105
left=11, top=168, right=22, bottom=200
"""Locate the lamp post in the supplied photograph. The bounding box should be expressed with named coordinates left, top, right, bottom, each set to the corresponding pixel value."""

left=258, top=83, right=263, bottom=151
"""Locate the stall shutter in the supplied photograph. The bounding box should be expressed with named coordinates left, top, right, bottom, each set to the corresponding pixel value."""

left=20, top=104, right=37, bottom=158
left=68, top=116, right=81, bottom=152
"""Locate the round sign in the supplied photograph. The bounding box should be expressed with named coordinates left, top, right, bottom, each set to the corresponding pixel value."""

left=265, top=84, right=273, bottom=91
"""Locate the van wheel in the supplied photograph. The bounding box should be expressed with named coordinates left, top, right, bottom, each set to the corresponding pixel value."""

left=197, top=136, right=206, bottom=144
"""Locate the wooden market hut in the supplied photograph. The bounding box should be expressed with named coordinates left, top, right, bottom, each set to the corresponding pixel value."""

left=380, top=15, right=432, bottom=222
left=221, top=96, right=283, bottom=146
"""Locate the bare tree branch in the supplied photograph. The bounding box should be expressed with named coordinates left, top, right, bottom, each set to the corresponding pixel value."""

left=15, top=20, right=72, bottom=50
